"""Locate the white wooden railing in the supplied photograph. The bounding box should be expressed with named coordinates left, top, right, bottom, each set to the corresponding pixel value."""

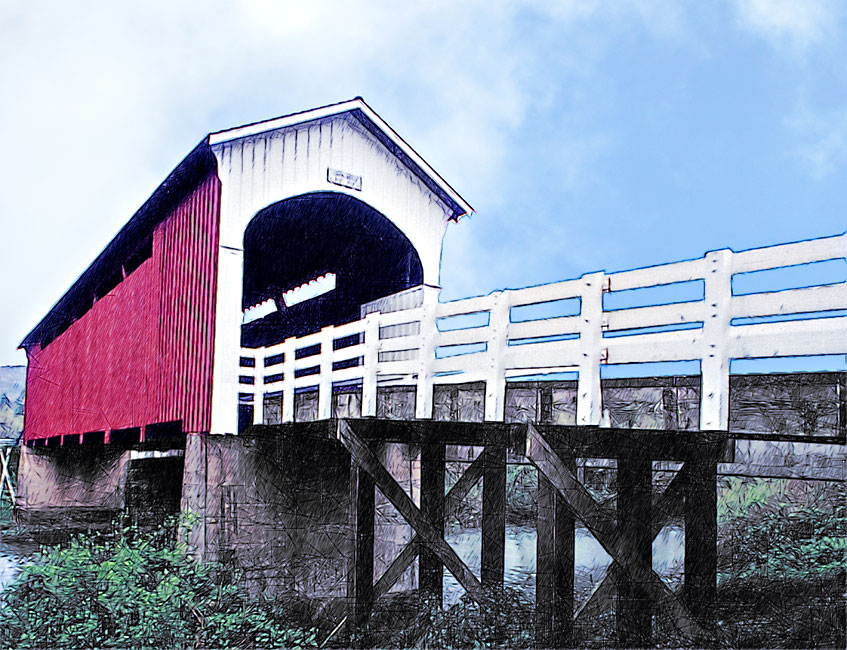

left=238, top=233, right=847, bottom=430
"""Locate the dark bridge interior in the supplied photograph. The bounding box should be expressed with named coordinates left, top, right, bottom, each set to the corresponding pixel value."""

left=242, top=192, right=423, bottom=347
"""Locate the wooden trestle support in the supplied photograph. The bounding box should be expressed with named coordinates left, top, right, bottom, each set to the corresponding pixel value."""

left=333, top=418, right=727, bottom=648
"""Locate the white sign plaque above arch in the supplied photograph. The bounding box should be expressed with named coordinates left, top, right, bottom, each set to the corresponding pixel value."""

left=327, top=167, right=363, bottom=191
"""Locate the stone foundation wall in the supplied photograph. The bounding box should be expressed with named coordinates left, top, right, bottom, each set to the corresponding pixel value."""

left=15, top=444, right=131, bottom=527
left=182, top=431, right=417, bottom=600
left=16, top=444, right=186, bottom=529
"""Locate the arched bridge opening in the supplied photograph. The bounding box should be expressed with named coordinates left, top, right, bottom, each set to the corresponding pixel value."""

left=242, top=192, right=424, bottom=348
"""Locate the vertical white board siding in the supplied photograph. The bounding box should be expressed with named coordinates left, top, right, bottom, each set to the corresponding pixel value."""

left=275, top=133, right=287, bottom=196
left=319, top=121, right=332, bottom=184
left=293, top=127, right=306, bottom=189
left=212, top=115, right=452, bottom=284
left=307, top=123, right=321, bottom=184
left=209, top=247, right=245, bottom=436
left=282, top=129, right=296, bottom=192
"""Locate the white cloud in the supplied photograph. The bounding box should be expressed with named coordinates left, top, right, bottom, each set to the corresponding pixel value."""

left=787, top=108, right=847, bottom=178
left=734, top=0, right=842, bottom=50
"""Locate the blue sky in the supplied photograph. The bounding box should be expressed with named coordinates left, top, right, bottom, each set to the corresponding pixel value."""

left=1, top=0, right=846, bottom=366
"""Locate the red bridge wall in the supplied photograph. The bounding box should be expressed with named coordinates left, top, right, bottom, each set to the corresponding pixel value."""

left=23, top=172, right=221, bottom=442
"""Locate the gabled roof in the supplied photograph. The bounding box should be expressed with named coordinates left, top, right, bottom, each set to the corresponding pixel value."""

left=209, top=97, right=473, bottom=220
left=21, top=98, right=471, bottom=350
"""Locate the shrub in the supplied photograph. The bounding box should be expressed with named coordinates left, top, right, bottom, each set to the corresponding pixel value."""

left=0, top=515, right=318, bottom=649
left=417, top=587, right=535, bottom=649
left=718, top=477, right=847, bottom=583
left=360, top=586, right=535, bottom=650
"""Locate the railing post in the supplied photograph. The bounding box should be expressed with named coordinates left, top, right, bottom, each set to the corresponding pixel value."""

left=577, top=272, right=605, bottom=426
left=484, top=291, right=510, bottom=421
left=416, top=286, right=439, bottom=419
left=282, top=338, right=296, bottom=423
left=251, top=389, right=263, bottom=425
left=362, top=314, right=379, bottom=417
left=701, top=249, right=732, bottom=430
left=318, top=327, right=334, bottom=420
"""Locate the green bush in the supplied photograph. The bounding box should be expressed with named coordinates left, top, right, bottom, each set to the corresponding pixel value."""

left=360, top=587, right=534, bottom=649
left=417, top=587, right=534, bottom=649
left=0, top=515, right=318, bottom=649
left=718, top=477, right=847, bottom=583
left=504, top=465, right=537, bottom=524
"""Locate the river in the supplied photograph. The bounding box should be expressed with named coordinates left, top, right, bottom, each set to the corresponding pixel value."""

left=0, top=524, right=685, bottom=607
left=0, top=537, right=39, bottom=597
left=442, top=523, right=684, bottom=606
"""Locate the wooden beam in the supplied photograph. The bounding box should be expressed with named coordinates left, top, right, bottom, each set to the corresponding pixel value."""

left=372, top=453, right=485, bottom=599
left=372, top=539, right=419, bottom=602
left=683, top=458, right=717, bottom=624
left=347, top=463, right=375, bottom=629
left=524, top=425, right=618, bottom=543
left=253, top=419, right=836, bottom=451
left=616, top=454, right=653, bottom=647
left=574, top=562, right=621, bottom=622
left=482, top=439, right=506, bottom=586
left=575, top=463, right=692, bottom=625
left=524, top=424, right=716, bottom=647
left=333, top=418, right=517, bottom=446
left=420, top=439, right=445, bottom=603
left=535, top=424, right=728, bottom=462
left=536, top=470, right=575, bottom=647
left=337, top=420, right=489, bottom=606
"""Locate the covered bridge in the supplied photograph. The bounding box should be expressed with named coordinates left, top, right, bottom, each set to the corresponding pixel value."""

left=20, top=98, right=468, bottom=443
left=15, top=98, right=847, bottom=647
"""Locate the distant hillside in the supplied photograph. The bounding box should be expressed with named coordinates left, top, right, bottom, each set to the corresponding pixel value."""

left=0, top=366, right=25, bottom=441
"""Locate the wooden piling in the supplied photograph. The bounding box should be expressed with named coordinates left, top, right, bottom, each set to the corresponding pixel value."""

left=420, top=439, right=445, bottom=604
left=536, top=470, right=575, bottom=647
left=616, top=454, right=653, bottom=646
left=348, top=464, right=375, bottom=629
left=683, top=458, right=717, bottom=623
left=482, top=438, right=506, bottom=586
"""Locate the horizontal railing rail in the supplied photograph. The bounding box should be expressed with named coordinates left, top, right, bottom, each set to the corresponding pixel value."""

left=238, top=233, right=847, bottom=429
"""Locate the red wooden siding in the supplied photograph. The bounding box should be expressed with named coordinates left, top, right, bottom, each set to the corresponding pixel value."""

left=24, top=172, right=221, bottom=442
